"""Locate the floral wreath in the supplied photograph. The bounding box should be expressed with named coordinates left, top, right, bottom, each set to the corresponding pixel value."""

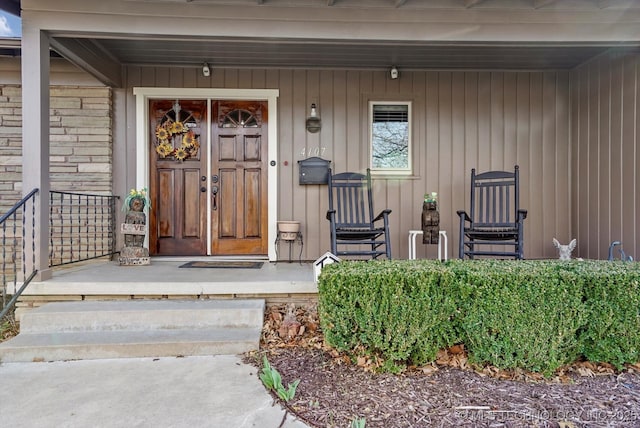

left=154, top=119, right=200, bottom=162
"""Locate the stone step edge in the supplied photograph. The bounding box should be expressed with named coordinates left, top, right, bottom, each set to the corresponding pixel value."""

left=0, top=328, right=262, bottom=363
left=20, top=312, right=264, bottom=333
left=19, top=299, right=266, bottom=333
left=21, top=299, right=266, bottom=313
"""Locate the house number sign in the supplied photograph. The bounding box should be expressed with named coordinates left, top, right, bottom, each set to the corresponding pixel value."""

left=300, top=147, right=326, bottom=158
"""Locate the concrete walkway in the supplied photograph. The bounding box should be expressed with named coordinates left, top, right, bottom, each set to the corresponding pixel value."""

left=0, top=355, right=310, bottom=428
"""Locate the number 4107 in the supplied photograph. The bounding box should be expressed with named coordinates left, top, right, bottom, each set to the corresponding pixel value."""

left=300, top=147, right=326, bottom=157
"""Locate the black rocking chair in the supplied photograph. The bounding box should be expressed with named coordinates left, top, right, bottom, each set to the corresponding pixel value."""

left=457, top=165, right=527, bottom=259
left=326, top=169, right=392, bottom=259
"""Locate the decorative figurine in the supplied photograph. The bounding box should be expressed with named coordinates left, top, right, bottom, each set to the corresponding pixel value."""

left=422, top=192, right=440, bottom=245
left=119, top=188, right=151, bottom=266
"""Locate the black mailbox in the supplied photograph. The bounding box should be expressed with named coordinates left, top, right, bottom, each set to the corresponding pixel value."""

left=298, top=157, right=331, bottom=185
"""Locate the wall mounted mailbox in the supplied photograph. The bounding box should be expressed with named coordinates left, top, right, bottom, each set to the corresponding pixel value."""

left=298, top=157, right=331, bottom=185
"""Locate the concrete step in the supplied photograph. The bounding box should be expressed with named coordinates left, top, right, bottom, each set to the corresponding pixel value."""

left=0, top=328, right=261, bottom=362
left=19, top=300, right=265, bottom=333
left=0, top=299, right=265, bottom=362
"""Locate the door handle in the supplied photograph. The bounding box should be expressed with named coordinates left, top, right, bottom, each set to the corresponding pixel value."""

left=211, top=185, right=218, bottom=210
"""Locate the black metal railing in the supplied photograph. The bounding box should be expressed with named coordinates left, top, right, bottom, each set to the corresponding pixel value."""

left=49, top=191, right=119, bottom=267
left=1, top=190, right=120, bottom=322
left=0, top=188, right=39, bottom=321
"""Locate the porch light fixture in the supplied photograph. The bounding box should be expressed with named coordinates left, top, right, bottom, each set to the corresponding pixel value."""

left=202, top=62, right=211, bottom=77
left=306, top=103, right=321, bottom=133
left=390, top=66, right=399, bottom=80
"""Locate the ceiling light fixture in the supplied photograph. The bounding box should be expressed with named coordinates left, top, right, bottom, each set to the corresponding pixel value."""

left=390, top=66, right=399, bottom=80
left=202, top=62, right=211, bottom=77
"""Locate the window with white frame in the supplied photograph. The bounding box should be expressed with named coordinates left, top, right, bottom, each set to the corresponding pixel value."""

left=369, top=101, right=412, bottom=175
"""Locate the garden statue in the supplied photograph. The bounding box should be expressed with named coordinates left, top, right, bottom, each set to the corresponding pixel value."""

left=119, top=188, right=151, bottom=266
left=552, top=238, right=577, bottom=261
left=422, top=192, right=439, bottom=245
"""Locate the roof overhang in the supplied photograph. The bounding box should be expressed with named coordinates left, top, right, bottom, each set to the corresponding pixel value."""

left=52, top=35, right=640, bottom=71
left=13, top=0, right=640, bottom=86
left=0, top=0, right=20, bottom=17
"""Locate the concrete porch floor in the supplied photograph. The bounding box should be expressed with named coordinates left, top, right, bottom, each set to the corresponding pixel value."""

left=25, top=258, right=316, bottom=295
left=13, top=258, right=317, bottom=318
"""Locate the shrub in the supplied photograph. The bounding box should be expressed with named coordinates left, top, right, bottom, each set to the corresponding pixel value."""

left=318, top=260, right=458, bottom=370
left=453, top=260, right=586, bottom=375
left=318, top=259, right=640, bottom=375
left=578, top=261, right=640, bottom=369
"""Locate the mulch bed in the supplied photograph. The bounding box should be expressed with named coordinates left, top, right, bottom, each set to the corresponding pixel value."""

left=244, top=304, right=640, bottom=428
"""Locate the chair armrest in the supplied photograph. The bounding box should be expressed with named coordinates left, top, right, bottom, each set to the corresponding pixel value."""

left=326, top=209, right=336, bottom=221
left=373, top=209, right=392, bottom=223
left=457, top=210, right=471, bottom=223
left=518, top=209, right=528, bottom=221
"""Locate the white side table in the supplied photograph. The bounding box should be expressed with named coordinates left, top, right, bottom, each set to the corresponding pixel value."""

left=408, top=230, right=448, bottom=261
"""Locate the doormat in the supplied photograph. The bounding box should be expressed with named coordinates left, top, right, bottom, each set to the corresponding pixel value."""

left=179, top=261, right=264, bottom=269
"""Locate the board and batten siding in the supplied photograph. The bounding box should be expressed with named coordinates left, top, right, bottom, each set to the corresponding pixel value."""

left=571, top=51, right=640, bottom=261
left=124, top=66, right=572, bottom=260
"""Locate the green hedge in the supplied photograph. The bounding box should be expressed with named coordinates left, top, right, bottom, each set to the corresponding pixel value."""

left=318, top=261, right=459, bottom=372
left=577, top=262, right=640, bottom=368
left=453, top=261, right=586, bottom=375
left=317, top=259, right=640, bottom=375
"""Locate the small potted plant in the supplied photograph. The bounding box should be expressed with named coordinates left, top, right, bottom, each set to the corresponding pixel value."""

left=122, top=187, right=151, bottom=213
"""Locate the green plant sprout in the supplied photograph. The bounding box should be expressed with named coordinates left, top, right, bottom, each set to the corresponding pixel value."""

left=350, top=417, right=366, bottom=428
left=259, top=355, right=300, bottom=402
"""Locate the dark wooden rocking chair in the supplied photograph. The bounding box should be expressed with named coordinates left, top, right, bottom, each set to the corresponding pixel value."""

left=457, top=165, right=527, bottom=259
left=326, top=169, right=392, bottom=259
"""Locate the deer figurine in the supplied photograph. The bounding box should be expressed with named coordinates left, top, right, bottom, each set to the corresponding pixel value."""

left=553, top=238, right=577, bottom=261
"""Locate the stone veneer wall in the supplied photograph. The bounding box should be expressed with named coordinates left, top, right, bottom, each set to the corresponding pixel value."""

left=0, top=84, right=113, bottom=215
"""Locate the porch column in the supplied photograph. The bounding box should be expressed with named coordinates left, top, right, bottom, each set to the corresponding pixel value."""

left=21, top=27, right=52, bottom=281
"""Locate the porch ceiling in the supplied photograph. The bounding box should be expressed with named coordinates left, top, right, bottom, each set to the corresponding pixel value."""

left=10, top=0, right=639, bottom=85
left=53, top=35, right=636, bottom=72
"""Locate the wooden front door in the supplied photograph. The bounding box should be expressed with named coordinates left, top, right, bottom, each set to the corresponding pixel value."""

left=211, top=101, right=268, bottom=255
left=149, top=99, right=207, bottom=256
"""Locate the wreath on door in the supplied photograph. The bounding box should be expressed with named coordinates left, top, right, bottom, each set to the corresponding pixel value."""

left=154, top=119, right=200, bottom=161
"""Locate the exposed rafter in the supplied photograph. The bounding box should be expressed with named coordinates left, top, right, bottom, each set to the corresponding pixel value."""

left=49, top=38, right=123, bottom=88
left=533, top=0, right=556, bottom=8
left=464, top=0, right=485, bottom=8
left=394, top=0, right=407, bottom=7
